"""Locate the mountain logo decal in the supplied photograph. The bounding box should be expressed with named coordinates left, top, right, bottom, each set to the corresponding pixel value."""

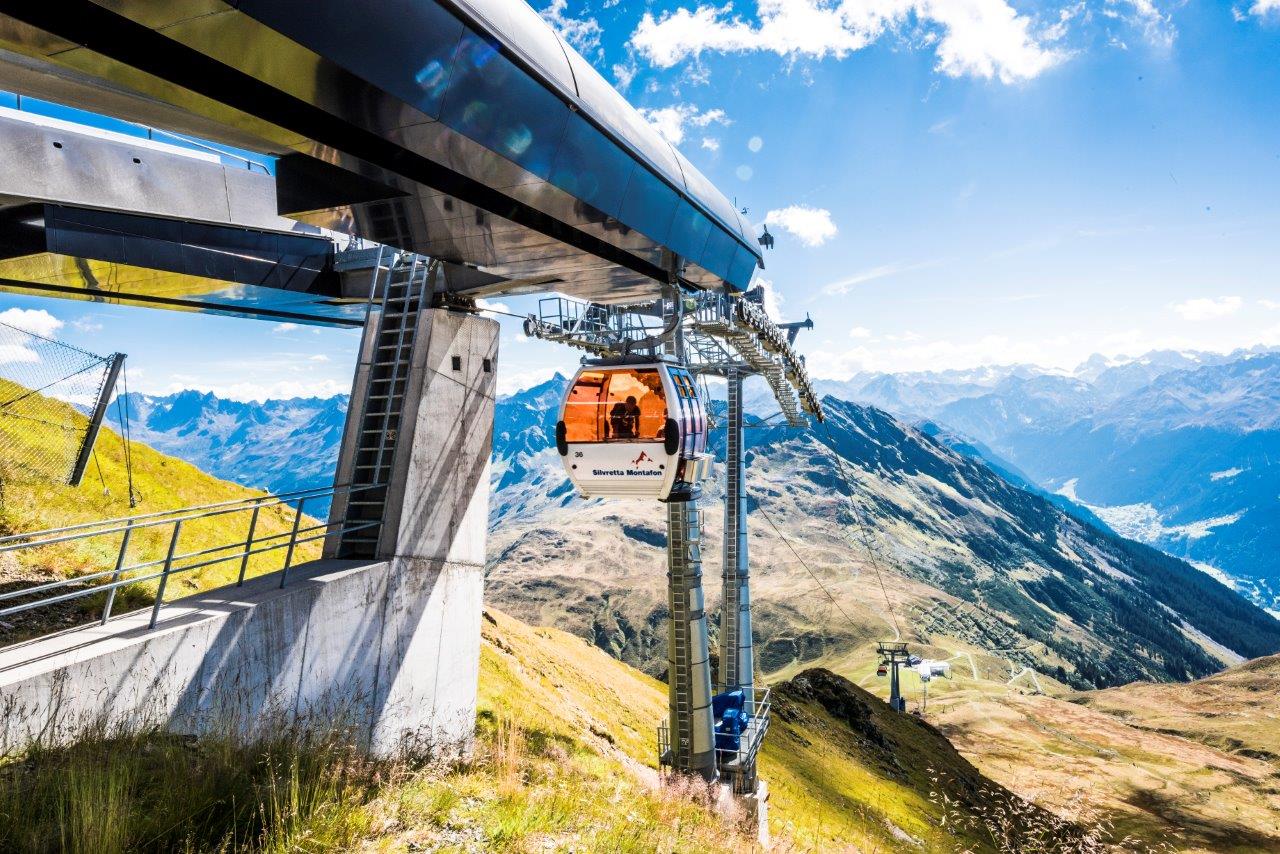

left=632, top=451, right=654, bottom=466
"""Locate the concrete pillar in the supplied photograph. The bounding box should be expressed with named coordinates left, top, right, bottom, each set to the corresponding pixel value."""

left=667, top=500, right=718, bottom=779
left=718, top=369, right=754, bottom=707
left=362, top=308, right=497, bottom=755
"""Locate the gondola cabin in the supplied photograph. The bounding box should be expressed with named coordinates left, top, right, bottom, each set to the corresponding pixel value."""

left=555, top=361, right=711, bottom=501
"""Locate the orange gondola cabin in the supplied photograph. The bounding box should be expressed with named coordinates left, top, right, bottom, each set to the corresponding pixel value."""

left=555, top=360, right=711, bottom=501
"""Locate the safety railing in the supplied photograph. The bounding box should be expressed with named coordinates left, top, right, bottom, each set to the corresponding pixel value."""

left=655, top=685, right=770, bottom=795
left=714, top=686, right=770, bottom=795
left=0, top=482, right=384, bottom=636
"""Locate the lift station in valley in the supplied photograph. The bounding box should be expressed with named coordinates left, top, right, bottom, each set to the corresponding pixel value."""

left=0, top=0, right=822, bottom=831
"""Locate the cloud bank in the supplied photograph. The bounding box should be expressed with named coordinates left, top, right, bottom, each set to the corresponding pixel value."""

left=630, top=0, right=1068, bottom=84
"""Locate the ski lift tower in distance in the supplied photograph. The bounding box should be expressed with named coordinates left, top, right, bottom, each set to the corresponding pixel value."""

left=877, top=641, right=911, bottom=713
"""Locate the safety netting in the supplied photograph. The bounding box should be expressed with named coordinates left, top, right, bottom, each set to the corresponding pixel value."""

left=0, top=318, right=116, bottom=484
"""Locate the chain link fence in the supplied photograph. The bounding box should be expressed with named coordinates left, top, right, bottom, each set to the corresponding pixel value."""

left=0, top=318, right=117, bottom=485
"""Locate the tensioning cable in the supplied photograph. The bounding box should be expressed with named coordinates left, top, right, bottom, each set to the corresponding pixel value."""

left=816, top=418, right=902, bottom=639
left=755, top=500, right=860, bottom=629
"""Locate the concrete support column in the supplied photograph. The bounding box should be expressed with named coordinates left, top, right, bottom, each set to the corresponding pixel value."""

left=667, top=500, right=717, bottom=779
left=718, top=369, right=754, bottom=707
left=366, top=308, right=497, bottom=755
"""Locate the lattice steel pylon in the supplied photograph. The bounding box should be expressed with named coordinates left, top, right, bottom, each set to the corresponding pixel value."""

left=523, top=281, right=820, bottom=790
left=718, top=368, right=753, bottom=705
left=663, top=303, right=718, bottom=779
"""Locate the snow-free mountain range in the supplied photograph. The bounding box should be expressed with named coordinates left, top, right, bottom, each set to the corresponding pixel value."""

left=805, top=346, right=1280, bottom=614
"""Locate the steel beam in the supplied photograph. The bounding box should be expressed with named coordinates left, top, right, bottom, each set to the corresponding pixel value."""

left=718, top=369, right=754, bottom=707
left=666, top=499, right=717, bottom=779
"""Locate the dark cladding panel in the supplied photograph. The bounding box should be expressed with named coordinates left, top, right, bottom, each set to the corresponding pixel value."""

left=454, top=0, right=578, bottom=95
left=237, top=0, right=465, bottom=121
left=699, top=223, right=738, bottom=284
left=668, top=200, right=713, bottom=268
left=548, top=114, right=635, bottom=220
left=726, top=242, right=760, bottom=289
left=618, top=166, right=680, bottom=251
left=440, top=29, right=570, bottom=181
left=672, top=147, right=756, bottom=255
left=564, top=50, right=682, bottom=183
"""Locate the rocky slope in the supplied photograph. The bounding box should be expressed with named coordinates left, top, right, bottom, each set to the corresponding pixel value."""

left=819, top=349, right=1280, bottom=612
left=486, top=377, right=1280, bottom=691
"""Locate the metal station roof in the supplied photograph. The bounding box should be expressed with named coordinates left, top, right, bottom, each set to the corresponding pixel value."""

left=0, top=0, right=763, bottom=305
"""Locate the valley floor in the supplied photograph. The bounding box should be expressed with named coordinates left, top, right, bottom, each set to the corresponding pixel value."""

left=796, top=642, right=1280, bottom=853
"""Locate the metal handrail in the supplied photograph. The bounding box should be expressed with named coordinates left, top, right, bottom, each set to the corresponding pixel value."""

left=0, top=482, right=386, bottom=633
left=655, top=684, right=771, bottom=794
left=0, top=483, right=349, bottom=549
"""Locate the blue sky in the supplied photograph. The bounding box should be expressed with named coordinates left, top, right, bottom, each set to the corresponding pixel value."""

left=1, top=0, right=1278, bottom=398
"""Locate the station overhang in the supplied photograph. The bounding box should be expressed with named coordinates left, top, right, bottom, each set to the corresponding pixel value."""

left=0, top=0, right=763, bottom=306
left=0, top=202, right=357, bottom=325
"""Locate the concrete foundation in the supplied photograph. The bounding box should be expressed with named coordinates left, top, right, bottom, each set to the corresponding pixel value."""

left=0, top=557, right=479, bottom=756
left=0, top=308, right=497, bottom=757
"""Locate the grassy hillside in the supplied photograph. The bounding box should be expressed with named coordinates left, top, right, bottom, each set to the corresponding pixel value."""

left=0, top=381, right=319, bottom=641
left=0, top=609, right=1089, bottom=852
left=1076, top=653, right=1280, bottom=763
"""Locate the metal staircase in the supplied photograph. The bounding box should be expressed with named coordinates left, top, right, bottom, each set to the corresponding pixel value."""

left=336, top=255, right=434, bottom=559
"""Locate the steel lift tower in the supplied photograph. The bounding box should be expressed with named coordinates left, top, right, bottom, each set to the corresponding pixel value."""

left=527, top=283, right=823, bottom=808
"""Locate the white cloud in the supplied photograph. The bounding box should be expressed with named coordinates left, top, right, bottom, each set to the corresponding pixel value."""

left=0, top=308, right=63, bottom=338
left=612, top=61, right=638, bottom=89
left=1248, top=0, right=1280, bottom=15
left=849, top=325, right=872, bottom=338
left=818, top=258, right=942, bottom=295
left=638, top=104, right=731, bottom=145
left=701, top=136, right=721, bottom=152
left=0, top=343, right=39, bottom=365
left=539, top=0, right=604, bottom=57
left=764, top=204, right=838, bottom=247
left=272, top=322, right=300, bottom=334
left=1111, top=0, right=1176, bottom=47
left=71, top=317, right=104, bottom=334
left=309, top=354, right=331, bottom=362
left=630, top=0, right=1067, bottom=85
left=1171, top=296, right=1243, bottom=321
left=1260, top=299, right=1280, bottom=310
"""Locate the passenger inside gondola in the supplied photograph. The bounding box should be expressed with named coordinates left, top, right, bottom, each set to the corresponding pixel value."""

left=609, top=396, right=639, bottom=438
left=565, top=368, right=667, bottom=442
